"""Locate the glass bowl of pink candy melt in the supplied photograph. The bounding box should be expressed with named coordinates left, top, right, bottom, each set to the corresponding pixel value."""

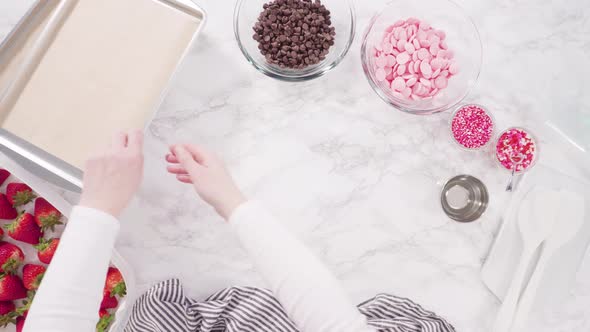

left=361, top=0, right=482, bottom=115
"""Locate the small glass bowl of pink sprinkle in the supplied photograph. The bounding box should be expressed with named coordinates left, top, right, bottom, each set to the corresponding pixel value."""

left=361, top=0, right=482, bottom=115
left=450, top=104, right=495, bottom=150
left=495, top=127, right=539, bottom=174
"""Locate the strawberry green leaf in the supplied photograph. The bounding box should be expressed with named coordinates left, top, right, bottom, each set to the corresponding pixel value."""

left=34, top=238, right=50, bottom=251
left=33, top=272, right=45, bottom=289
left=0, top=312, right=17, bottom=327
left=11, top=191, right=36, bottom=207
left=111, top=282, right=127, bottom=297
left=15, top=291, right=35, bottom=316
left=96, top=313, right=114, bottom=332
left=1, top=258, right=21, bottom=274
left=4, top=220, right=16, bottom=233
left=39, top=214, right=63, bottom=232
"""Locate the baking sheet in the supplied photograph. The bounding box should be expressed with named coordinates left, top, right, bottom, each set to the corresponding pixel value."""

left=0, top=152, right=136, bottom=332
left=0, top=0, right=204, bottom=169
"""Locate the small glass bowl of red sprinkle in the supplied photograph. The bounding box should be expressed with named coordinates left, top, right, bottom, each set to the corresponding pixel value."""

left=450, top=104, right=495, bottom=150
left=495, top=127, right=539, bottom=173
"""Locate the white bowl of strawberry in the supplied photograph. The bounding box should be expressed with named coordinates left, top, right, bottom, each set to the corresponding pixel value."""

left=0, top=167, right=131, bottom=332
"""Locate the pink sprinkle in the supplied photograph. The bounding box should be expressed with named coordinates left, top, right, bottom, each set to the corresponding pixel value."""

left=495, top=128, right=537, bottom=172
left=451, top=105, right=494, bottom=149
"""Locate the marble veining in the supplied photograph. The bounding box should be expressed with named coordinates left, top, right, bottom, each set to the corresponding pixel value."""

left=1, top=0, right=589, bottom=331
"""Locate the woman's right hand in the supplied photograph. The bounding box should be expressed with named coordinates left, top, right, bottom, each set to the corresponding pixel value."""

left=79, top=130, right=144, bottom=218
left=165, top=144, right=246, bottom=220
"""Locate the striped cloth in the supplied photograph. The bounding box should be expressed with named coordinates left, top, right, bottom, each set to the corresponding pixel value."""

left=124, top=279, right=455, bottom=332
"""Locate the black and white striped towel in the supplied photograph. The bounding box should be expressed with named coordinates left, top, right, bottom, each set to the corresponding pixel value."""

left=124, top=279, right=455, bottom=332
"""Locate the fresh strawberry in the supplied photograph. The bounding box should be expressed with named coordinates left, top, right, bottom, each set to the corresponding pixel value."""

left=15, top=311, right=26, bottom=332
left=0, top=194, right=17, bottom=220
left=10, top=292, right=32, bottom=328
left=22, top=264, right=46, bottom=291
left=0, top=228, right=3, bottom=238
left=5, top=213, right=42, bottom=245
left=0, top=301, right=14, bottom=315
left=14, top=290, right=33, bottom=318
left=0, top=170, right=10, bottom=187
left=0, top=301, right=15, bottom=325
left=0, top=301, right=16, bottom=327
left=100, top=289, right=118, bottom=309
left=105, top=267, right=126, bottom=297
left=5, top=183, right=36, bottom=207
left=97, top=309, right=114, bottom=332
left=34, top=237, right=59, bottom=264
left=0, top=274, right=26, bottom=301
left=34, top=198, right=63, bottom=231
left=100, top=267, right=125, bottom=310
left=99, top=309, right=109, bottom=318
left=0, top=242, right=24, bottom=274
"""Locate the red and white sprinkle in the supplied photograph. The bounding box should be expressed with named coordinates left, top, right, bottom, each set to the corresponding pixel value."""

left=496, top=128, right=537, bottom=172
left=451, top=105, right=494, bottom=149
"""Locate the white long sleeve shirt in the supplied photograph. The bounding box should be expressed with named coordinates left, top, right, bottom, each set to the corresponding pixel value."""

left=25, top=201, right=374, bottom=332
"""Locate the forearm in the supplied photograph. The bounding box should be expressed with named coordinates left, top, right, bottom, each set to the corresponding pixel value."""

left=25, top=206, right=119, bottom=332
left=230, top=201, right=375, bottom=332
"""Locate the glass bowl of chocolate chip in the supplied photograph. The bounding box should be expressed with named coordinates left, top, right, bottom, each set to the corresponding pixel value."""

left=234, top=0, right=355, bottom=82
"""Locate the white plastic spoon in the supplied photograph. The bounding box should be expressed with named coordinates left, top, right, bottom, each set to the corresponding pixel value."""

left=510, top=190, right=586, bottom=331
left=492, top=189, right=560, bottom=332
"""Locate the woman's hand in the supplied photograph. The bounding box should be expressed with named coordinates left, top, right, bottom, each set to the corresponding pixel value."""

left=166, top=144, right=246, bottom=220
left=79, top=130, right=144, bottom=217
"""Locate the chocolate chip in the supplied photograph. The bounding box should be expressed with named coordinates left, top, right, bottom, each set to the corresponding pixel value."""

left=252, top=0, right=336, bottom=69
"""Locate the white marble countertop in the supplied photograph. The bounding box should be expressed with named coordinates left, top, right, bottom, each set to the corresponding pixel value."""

left=1, top=0, right=589, bottom=331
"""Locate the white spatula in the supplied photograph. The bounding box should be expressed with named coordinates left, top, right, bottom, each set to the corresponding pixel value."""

left=510, top=190, right=586, bottom=331
left=492, top=189, right=560, bottom=332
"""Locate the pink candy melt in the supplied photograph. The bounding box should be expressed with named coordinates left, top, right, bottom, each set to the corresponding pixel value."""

left=496, top=128, right=537, bottom=172
left=372, top=18, right=458, bottom=100
left=451, top=105, right=494, bottom=149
